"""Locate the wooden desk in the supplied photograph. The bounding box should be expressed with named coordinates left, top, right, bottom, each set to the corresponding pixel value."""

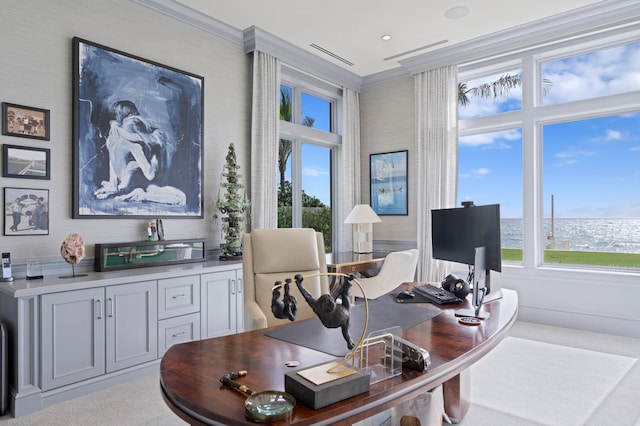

left=160, top=286, right=518, bottom=425
left=326, top=251, right=387, bottom=276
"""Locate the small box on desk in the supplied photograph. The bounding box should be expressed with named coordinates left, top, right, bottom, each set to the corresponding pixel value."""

left=285, top=363, right=370, bottom=410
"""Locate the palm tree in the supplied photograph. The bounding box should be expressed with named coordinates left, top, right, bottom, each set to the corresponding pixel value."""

left=458, top=73, right=552, bottom=106
left=279, top=88, right=292, bottom=190
left=278, top=88, right=316, bottom=191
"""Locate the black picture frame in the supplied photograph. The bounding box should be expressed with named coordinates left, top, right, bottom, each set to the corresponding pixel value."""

left=2, top=102, right=50, bottom=141
left=72, top=37, right=204, bottom=218
left=370, top=150, right=408, bottom=216
left=3, top=187, right=49, bottom=235
left=3, top=144, right=51, bottom=180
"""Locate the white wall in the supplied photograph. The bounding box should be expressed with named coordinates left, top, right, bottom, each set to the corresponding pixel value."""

left=0, top=0, right=251, bottom=263
left=360, top=77, right=416, bottom=243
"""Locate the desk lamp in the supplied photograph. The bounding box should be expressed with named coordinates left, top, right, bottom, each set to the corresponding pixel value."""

left=344, top=204, right=381, bottom=253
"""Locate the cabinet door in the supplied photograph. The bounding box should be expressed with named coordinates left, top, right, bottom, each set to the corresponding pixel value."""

left=201, top=270, right=240, bottom=339
left=105, top=281, right=158, bottom=373
left=41, top=288, right=105, bottom=390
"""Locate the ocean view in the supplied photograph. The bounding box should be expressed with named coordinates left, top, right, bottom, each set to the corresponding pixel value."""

left=501, top=218, right=640, bottom=254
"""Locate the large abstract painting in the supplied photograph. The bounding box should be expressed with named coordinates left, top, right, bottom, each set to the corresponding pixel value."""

left=72, top=37, right=204, bottom=218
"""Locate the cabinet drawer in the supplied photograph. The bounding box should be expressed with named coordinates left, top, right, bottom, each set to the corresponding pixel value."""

left=158, top=276, right=201, bottom=319
left=158, top=313, right=201, bottom=357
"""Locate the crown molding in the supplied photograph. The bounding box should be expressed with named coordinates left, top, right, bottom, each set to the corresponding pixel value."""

left=130, top=0, right=243, bottom=46
left=399, top=0, right=640, bottom=75
left=244, top=26, right=362, bottom=91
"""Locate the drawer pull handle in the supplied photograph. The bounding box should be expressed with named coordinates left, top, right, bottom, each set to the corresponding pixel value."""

left=172, top=332, right=187, bottom=338
left=172, top=294, right=187, bottom=299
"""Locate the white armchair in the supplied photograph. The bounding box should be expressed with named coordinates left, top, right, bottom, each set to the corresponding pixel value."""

left=349, top=249, right=419, bottom=300
left=242, top=228, right=330, bottom=331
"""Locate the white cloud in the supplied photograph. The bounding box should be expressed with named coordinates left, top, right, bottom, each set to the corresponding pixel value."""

left=303, top=167, right=328, bottom=177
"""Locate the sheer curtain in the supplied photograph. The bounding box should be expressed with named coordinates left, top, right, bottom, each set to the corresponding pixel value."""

left=415, top=65, right=459, bottom=281
left=250, top=51, right=280, bottom=229
left=339, top=88, right=361, bottom=251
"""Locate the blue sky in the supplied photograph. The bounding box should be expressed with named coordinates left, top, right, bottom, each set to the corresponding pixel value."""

left=458, top=41, right=640, bottom=219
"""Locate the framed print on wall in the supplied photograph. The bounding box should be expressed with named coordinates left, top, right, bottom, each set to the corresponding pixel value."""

left=370, top=150, right=408, bottom=215
left=3, top=144, right=50, bottom=180
left=2, top=102, right=50, bottom=141
left=72, top=37, right=204, bottom=218
left=4, top=187, right=49, bottom=235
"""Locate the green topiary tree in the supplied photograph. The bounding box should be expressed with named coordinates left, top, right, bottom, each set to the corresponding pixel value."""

left=214, top=143, right=250, bottom=260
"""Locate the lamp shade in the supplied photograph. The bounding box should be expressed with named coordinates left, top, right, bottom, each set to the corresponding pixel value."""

left=344, top=204, right=382, bottom=224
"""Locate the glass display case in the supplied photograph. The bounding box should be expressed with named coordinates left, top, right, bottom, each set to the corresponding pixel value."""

left=95, top=239, right=206, bottom=272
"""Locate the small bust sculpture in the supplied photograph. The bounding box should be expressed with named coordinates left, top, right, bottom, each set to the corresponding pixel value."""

left=60, top=233, right=86, bottom=265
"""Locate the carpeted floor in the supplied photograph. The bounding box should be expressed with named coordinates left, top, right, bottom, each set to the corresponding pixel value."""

left=1, top=320, right=638, bottom=425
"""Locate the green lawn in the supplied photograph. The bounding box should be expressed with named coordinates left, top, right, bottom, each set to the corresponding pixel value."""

left=502, top=248, right=640, bottom=268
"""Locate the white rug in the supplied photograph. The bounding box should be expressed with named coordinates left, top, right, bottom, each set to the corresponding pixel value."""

left=470, top=337, right=637, bottom=426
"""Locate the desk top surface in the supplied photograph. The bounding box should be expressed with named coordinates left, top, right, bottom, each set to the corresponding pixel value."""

left=160, top=285, right=517, bottom=426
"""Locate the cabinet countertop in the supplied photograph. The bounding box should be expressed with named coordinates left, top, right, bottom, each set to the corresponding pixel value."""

left=0, top=259, right=242, bottom=298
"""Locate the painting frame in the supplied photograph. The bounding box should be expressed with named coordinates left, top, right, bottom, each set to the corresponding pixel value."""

left=72, top=37, right=204, bottom=219
left=3, top=144, right=51, bottom=180
left=4, top=187, right=49, bottom=236
left=2, top=102, right=50, bottom=141
left=370, top=150, right=408, bottom=216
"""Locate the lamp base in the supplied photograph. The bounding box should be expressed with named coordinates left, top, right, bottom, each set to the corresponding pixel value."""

left=285, top=362, right=370, bottom=409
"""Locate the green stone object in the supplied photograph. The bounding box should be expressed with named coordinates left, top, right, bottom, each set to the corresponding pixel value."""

left=215, top=143, right=250, bottom=260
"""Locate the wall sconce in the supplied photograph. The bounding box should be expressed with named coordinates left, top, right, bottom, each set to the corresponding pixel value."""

left=344, top=204, right=382, bottom=253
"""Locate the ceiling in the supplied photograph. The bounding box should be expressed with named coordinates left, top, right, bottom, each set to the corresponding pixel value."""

left=175, top=0, right=605, bottom=77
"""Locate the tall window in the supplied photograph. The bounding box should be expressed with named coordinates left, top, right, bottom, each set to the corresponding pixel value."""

left=459, top=35, right=640, bottom=270
left=458, top=130, right=523, bottom=262
left=278, top=71, right=341, bottom=251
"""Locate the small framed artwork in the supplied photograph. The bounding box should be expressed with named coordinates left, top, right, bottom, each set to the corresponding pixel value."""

left=4, top=187, right=49, bottom=235
left=2, top=103, right=50, bottom=140
left=3, top=144, right=50, bottom=180
left=370, top=150, right=408, bottom=215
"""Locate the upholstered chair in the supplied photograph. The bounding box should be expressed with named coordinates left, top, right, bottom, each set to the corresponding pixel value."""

left=349, top=249, right=419, bottom=300
left=242, top=228, right=330, bottom=330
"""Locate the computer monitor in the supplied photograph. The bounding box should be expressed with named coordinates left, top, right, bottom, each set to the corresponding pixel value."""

left=431, top=202, right=502, bottom=294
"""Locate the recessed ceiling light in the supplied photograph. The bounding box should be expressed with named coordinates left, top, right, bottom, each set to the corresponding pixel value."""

left=445, top=6, right=470, bottom=19
left=381, top=34, right=392, bottom=41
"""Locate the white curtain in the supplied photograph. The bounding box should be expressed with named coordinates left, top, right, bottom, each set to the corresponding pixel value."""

left=415, top=65, right=459, bottom=281
left=339, top=88, right=361, bottom=251
left=250, top=51, right=280, bottom=229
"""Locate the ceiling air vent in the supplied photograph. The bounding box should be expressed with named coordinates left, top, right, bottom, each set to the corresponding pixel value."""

left=310, top=43, right=355, bottom=66
left=384, top=39, right=449, bottom=61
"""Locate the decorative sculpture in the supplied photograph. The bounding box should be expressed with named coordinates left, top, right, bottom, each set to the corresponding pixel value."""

left=214, top=143, right=250, bottom=260
left=60, top=233, right=88, bottom=278
left=271, top=273, right=356, bottom=350
left=271, top=278, right=298, bottom=322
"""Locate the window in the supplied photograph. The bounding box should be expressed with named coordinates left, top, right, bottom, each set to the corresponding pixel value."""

left=541, top=41, right=640, bottom=105
left=459, top=34, right=640, bottom=270
left=458, top=68, right=522, bottom=119
left=542, top=113, right=640, bottom=268
left=278, top=69, right=341, bottom=252
left=458, top=130, right=523, bottom=262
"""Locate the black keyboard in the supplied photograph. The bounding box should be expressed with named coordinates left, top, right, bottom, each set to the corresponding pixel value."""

left=413, top=284, right=462, bottom=305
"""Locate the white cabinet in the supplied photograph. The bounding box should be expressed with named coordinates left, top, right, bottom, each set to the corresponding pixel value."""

left=41, top=287, right=105, bottom=390
left=157, top=276, right=201, bottom=356
left=105, top=281, right=157, bottom=372
left=40, top=281, right=157, bottom=391
left=201, top=269, right=244, bottom=339
left=0, top=261, right=242, bottom=417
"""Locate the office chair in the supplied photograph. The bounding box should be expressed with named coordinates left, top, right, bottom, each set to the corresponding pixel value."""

left=242, top=228, right=330, bottom=330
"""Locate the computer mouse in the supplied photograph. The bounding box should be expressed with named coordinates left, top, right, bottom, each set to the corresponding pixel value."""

left=396, top=290, right=415, bottom=300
